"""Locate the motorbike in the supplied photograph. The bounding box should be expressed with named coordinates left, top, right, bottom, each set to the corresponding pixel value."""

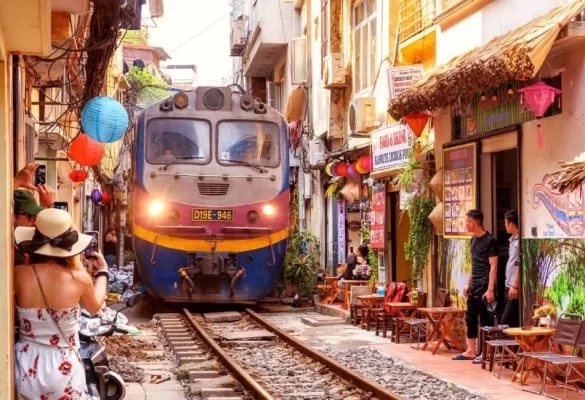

left=79, top=293, right=143, bottom=400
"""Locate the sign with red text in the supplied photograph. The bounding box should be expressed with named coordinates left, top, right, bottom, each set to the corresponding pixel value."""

left=443, top=143, right=477, bottom=238
left=371, top=123, right=414, bottom=173
left=387, top=65, right=423, bottom=98
left=370, top=183, right=386, bottom=249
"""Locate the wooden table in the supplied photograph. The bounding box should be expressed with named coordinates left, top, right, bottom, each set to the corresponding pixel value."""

left=503, top=327, right=555, bottom=384
left=418, top=307, right=466, bottom=355
left=317, top=277, right=340, bottom=305
left=340, top=280, right=370, bottom=310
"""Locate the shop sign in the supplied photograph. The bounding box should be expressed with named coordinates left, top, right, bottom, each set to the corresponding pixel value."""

left=387, top=65, right=423, bottom=99
left=337, top=199, right=346, bottom=264
left=370, top=183, right=386, bottom=249
left=371, top=124, right=414, bottom=173
left=443, top=143, right=477, bottom=238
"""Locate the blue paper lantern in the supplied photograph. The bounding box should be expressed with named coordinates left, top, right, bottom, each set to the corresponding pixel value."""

left=81, top=96, right=129, bottom=143
left=90, top=189, right=102, bottom=205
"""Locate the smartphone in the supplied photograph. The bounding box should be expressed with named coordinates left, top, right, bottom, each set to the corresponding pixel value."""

left=53, top=202, right=68, bottom=212
left=84, top=231, right=99, bottom=259
left=35, top=165, right=47, bottom=186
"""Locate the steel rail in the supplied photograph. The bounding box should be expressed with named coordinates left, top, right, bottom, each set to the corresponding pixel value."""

left=245, top=308, right=405, bottom=400
left=181, top=308, right=274, bottom=400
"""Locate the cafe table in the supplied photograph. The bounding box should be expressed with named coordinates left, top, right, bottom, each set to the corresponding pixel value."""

left=503, top=327, right=555, bottom=384
left=417, top=307, right=466, bottom=355
left=317, top=277, right=340, bottom=305
left=386, top=302, right=419, bottom=343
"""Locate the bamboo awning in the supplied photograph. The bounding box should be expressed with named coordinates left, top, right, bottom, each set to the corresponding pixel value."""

left=549, top=153, right=585, bottom=192
left=388, top=0, right=585, bottom=120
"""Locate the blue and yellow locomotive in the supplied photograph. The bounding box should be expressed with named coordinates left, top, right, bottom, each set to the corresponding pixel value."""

left=132, top=87, right=290, bottom=303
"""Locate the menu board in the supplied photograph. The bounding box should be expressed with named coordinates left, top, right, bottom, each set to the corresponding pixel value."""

left=443, top=143, right=477, bottom=238
left=370, top=183, right=386, bottom=249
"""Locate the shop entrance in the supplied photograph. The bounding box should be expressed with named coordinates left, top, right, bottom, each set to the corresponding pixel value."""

left=480, top=132, right=519, bottom=314
left=387, top=192, right=411, bottom=284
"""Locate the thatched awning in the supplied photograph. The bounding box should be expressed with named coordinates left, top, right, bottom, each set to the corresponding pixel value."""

left=388, top=0, right=585, bottom=120
left=549, top=154, right=585, bottom=192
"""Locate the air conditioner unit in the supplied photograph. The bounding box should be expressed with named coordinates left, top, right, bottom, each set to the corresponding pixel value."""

left=303, top=171, right=312, bottom=198
left=324, top=53, right=346, bottom=89
left=308, top=139, right=326, bottom=169
left=23, top=117, right=37, bottom=165
left=291, top=37, right=307, bottom=85
left=348, top=97, right=376, bottom=135
left=231, top=19, right=247, bottom=45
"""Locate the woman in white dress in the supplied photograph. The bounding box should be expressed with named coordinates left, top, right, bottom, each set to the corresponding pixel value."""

left=14, top=208, right=108, bottom=399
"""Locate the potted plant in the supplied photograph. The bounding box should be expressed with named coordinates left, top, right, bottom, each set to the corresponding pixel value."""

left=285, top=230, right=320, bottom=306
left=533, top=305, right=558, bottom=327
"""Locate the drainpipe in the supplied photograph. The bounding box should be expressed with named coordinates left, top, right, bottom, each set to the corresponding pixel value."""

left=12, top=55, right=21, bottom=174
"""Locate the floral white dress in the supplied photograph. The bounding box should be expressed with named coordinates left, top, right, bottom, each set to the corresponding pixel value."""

left=15, top=306, right=90, bottom=400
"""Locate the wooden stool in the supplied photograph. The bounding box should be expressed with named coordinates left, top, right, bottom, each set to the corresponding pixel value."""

left=480, top=325, right=509, bottom=371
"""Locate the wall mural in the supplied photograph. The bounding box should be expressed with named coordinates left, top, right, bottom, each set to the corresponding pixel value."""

left=532, top=174, right=584, bottom=237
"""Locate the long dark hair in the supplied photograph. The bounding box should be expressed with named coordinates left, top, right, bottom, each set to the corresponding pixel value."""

left=357, top=244, right=369, bottom=259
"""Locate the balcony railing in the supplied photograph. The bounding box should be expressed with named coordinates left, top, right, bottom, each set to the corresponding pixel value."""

left=441, top=0, right=465, bottom=10
left=398, top=0, right=437, bottom=43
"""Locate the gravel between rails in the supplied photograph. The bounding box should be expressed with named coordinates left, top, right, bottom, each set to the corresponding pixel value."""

left=202, top=317, right=373, bottom=400
left=321, top=347, right=489, bottom=400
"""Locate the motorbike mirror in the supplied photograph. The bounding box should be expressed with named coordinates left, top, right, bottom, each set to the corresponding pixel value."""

left=126, top=292, right=143, bottom=308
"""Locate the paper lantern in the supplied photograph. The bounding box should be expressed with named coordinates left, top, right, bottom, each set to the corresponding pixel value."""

left=68, top=169, right=88, bottom=183
left=428, top=202, right=444, bottom=233
left=348, top=163, right=360, bottom=178
left=404, top=112, right=430, bottom=138
left=68, top=134, right=105, bottom=166
left=90, top=189, right=102, bottom=205
left=101, top=192, right=113, bottom=205
left=333, top=162, right=349, bottom=177
left=340, top=181, right=360, bottom=203
left=355, top=161, right=367, bottom=174
left=358, top=156, right=372, bottom=172
left=429, top=169, right=443, bottom=201
left=81, top=96, right=129, bottom=143
left=518, top=82, right=562, bottom=148
left=325, top=163, right=333, bottom=176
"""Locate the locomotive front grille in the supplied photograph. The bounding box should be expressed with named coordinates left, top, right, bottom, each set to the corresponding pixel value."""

left=197, top=182, right=231, bottom=196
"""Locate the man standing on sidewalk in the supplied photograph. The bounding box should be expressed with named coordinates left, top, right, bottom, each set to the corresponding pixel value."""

left=501, top=210, right=520, bottom=327
left=453, top=209, right=498, bottom=361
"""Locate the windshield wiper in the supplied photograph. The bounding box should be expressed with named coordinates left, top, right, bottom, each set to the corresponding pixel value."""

left=163, top=155, right=204, bottom=171
left=224, top=159, right=267, bottom=173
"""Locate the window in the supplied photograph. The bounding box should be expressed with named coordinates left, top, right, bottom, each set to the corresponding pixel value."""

left=321, top=0, right=329, bottom=76
left=146, top=119, right=210, bottom=164
left=353, top=0, right=377, bottom=93
left=268, top=82, right=282, bottom=113
left=217, top=121, right=280, bottom=167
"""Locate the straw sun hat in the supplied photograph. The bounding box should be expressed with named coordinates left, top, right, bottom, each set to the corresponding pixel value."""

left=14, top=208, right=92, bottom=258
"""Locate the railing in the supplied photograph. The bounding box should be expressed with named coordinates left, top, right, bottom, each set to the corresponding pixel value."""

left=441, top=0, right=465, bottom=11
left=398, top=0, right=437, bottom=43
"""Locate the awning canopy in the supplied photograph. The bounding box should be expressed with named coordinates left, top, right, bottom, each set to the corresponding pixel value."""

left=388, top=0, right=585, bottom=120
left=549, top=153, right=585, bottom=192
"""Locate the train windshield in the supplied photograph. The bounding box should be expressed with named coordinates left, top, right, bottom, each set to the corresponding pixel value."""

left=146, top=119, right=210, bottom=164
left=217, top=121, right=280, bottom=167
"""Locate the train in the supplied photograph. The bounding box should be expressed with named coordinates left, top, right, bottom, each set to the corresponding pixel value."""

left=131, top=87, right=290, bottom=303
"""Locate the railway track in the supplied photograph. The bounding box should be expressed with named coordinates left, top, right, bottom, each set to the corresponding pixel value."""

left=155, top=309, right=404, bottom=400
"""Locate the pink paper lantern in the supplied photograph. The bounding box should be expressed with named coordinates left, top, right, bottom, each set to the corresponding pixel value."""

left=518, top=82, right=562, bottom=148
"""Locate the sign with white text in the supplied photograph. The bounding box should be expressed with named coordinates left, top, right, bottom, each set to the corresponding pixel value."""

left=387, top=65, right=423, bottom=98
left=371, top=124, right=414, bottom=173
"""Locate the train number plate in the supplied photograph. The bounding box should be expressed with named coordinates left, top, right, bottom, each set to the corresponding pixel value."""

left=192, top=209, right=234, bottom=222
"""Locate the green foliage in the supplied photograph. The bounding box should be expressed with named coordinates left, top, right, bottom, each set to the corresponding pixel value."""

left=125, top=66, right=170, bottom=108
left=367, top=248, right=379, bottom=283
left=545, top=273, right=570, bottom=309
left=122, top=29, right=149, bottom=45
left=404, top=196, right=435, bottom=280
left=392, top=149, right=421, bottom=192
left=284, top=230, right=320, bottom=299
left=567, top=292, right=585, bottom=315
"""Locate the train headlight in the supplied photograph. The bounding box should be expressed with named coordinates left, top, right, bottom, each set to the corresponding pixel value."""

left=148, top=200, right=164, bottom=216
left=247, top=210, right=259, bottom=224
left=167, top=209, right=180, bottom=222
left=203, top=88, right=224, bottom=110
left=262, top=204, right=275, bottom=216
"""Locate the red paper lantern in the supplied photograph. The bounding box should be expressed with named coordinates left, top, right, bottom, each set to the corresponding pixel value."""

left=68, top=169, right=88, bottom=183
left=101, top=192, right=113, bottom=205
left=404, top=112, right=430, bottom=138
left=335, top=163, right=349, bottom=177
left=68, top=134, right=105, bottom=166
left=518, top=82, right=562, bottom=148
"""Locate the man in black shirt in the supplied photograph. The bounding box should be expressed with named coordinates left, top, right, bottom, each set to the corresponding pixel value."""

left=453, top=209, right=498, bottom=361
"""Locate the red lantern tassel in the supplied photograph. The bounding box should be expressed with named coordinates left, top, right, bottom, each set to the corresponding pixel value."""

left=537, top=124, right=543, bottom=148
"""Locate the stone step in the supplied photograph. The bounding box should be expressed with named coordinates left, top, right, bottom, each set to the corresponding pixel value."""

left=189, top=370, right=222, bottom=382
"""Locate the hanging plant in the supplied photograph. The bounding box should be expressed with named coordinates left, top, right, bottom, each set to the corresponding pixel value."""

left=393, top=144, right=423, bottom=192
left=404, top=195, right=435, bottom=281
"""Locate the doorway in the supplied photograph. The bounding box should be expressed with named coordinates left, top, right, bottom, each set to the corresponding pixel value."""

left=387, top=192, right=411, bottom=284
left=480, top=132, right=519, bottom=315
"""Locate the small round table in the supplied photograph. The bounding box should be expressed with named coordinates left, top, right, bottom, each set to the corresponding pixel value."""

left=503, top=327, right=555, bottom=384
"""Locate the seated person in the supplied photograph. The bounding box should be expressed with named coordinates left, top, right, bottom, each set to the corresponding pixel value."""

left=338, top=244, right=369, bottom=288
left=154, top=147, right=177, bottom=163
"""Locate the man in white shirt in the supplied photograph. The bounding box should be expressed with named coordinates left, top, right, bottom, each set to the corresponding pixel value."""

left=501, top=210, right=520, bottom=327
